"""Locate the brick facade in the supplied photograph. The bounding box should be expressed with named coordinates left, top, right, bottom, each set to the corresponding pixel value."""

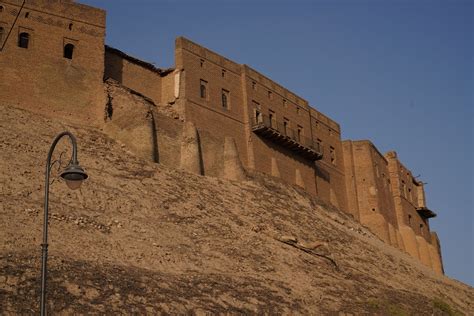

left=0, top=0, right=443, bottom=274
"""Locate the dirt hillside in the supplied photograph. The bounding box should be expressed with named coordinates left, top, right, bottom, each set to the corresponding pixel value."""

left=0, top=104, right=472, bottom=315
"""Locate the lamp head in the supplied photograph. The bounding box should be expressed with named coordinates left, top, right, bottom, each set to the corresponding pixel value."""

left=60, top=163, right=88, bottom=190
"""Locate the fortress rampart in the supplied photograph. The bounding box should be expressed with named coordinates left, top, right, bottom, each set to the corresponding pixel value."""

left=0, top=0, right=443, bottom=274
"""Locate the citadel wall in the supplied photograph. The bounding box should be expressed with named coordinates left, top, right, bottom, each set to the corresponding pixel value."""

left=342, top=140, right=399, bottom=246
left=0, top=0, right=106, bottom=124
left=175, top=37, right=347, bottom=210
left=0, top=0, right=443, bottom=275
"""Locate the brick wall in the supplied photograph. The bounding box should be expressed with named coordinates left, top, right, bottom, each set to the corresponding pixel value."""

left=0, top=0, right=106, bottom=125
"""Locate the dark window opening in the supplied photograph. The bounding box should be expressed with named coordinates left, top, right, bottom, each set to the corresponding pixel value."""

left=267, top=91, right=272, bottom=99
left=251, top=81, right=256, bottom=90
left=269, top=110, right=275, bottom=128
left=221, top=89, right=229, bottom=109
left=408, top=214, right=412, bottom=224
left=24, top=12, right=29, bottom=18
left=283, top=119, right=289, bottom=136
left=255, top=110, right=262, bottom=124
left=200, top=59, right=204, bottom=67
left=297, top=126, right=303, bottom=142
left=221, top=69, right=226, bottom=78
left=200, top=80, right=207, bottom=99
left=330, top=146, right=336, bottom=165
left=283, top=99, right=287, bottom=107
left=296, top=106, right=300, bottom=115
left=0, top=6, right=4, bottom=13
left=18, top=32, right=29, bottom=48
left=69, top=23, right=73, bottom=30
left=64, top=43, right=74, bottom=59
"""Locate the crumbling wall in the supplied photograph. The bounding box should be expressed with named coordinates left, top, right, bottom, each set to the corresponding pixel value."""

left=104, top=46, right=163, bottom=105
left=102, top=80, right=182, bottom=167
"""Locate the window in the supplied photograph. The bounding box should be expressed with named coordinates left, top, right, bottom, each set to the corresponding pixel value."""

left=64, top=43, right=74, bottom=59
left=69, top=23, right=73, bottom=31
left=269, top=110, right=276, bottom=128
left=283, top=118, right=289, bottom=136
left=18, top=32, right=29, bottom=48
left=283, top=99, right=287, bottom=108
left=267, top=91, right=272, bottom=99
left=408, top=214, right=412, bottom=224
left=24, top=12, right=29, bottom=18
left=251, top=81, right=256, bottom=90
left=199, top=80, right=207, bottom=99
left=419, top=223, right=424, bottom=234
left=316, top=138, right=323, bottom=152
left=221, top=89, right=229, bottom=109
left=200, top=59, right=204, bottom=67
left=296, top=106, right=300, bottom=115
left=330, top=146, right=336, bottom=165
left=221, top=69, right=226, bottom=78
left=297, top=125, right=303, bottom=142
left=255, top=110, right=262, bottom=124
left=0, top=5, right=4, bottom=13
left=0, top=27, right=4, bottom=45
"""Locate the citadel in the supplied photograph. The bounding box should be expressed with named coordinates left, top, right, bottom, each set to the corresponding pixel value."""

left=0, top=0, right=443, bottom=274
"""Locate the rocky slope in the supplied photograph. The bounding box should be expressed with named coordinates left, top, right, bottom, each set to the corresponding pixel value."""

left=0, top=104, right=472, bottom=315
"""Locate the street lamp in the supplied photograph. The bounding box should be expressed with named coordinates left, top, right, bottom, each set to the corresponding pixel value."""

left=40, top=131, right=88, bottom=316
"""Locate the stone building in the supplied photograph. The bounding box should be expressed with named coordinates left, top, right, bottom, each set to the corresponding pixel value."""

left=0, top=0, right=443, bottom=274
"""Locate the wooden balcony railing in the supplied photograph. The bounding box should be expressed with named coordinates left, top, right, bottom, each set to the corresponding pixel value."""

left=251, top=114, right=323, bottom=161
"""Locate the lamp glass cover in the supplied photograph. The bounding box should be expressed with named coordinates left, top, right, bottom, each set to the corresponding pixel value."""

left=65, top=178, right=83, bottom=190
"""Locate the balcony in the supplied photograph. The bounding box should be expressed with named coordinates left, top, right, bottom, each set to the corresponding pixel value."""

left=416, top=207, right=437, bottom=219
left=251, top=114, right=323, bottom=161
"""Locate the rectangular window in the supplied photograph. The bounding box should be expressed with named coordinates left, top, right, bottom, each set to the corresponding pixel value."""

left=330, top=146, right=336, bottom=165
left=252, top=81, right=256, bottom=90
left=283, top=118, right=290, bottom=136
left=316, top=138, right=323, bottom=153
left=269, top=110, right=276, bottom=128
left=200, top=79, right=208, bottom=99
left=255, top=110, right=262, bottom=124
left=268, top=91, right=272, bottom=99
left=200, top=59, right=205, bottom=67
left=221, top=89, right=230, bottom=109
left=283, top=99, right=287, bottom=108
left=296, top=106, right=300, bottom=115
left=221, top=69, right=226, bottom=78
left=297, top=125, right=303, bottom=142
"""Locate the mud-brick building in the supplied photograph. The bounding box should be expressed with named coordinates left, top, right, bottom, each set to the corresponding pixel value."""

left=104, top=37, right=348, bottom=211
left=0, top=0, right=443, bottom=274
left=342, top=141, right=443, bottom=274
left=0, top=0, right=106, bottom=121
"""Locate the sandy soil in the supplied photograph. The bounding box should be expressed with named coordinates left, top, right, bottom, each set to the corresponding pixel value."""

left=0, top=105, right=472, bottom=315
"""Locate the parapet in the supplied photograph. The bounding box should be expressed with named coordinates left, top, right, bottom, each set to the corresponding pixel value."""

left=176, top=36, right=241, bottom=74
left=2, top=0, right=106, bottom=28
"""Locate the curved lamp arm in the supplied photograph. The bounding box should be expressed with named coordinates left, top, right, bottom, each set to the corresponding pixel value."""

left=40, top=131, right=88, bottom=316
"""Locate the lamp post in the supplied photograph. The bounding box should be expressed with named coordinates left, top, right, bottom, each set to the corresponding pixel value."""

left=40, top=131, right=88, bottom=316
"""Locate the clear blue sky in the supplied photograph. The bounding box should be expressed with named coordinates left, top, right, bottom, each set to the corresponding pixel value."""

left=80, top=0, right=473, bottom=286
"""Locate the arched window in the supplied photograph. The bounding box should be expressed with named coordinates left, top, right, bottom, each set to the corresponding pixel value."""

left=64, top=43, right=74, bottom=59
left=18, top=32, right=29, bottom=48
